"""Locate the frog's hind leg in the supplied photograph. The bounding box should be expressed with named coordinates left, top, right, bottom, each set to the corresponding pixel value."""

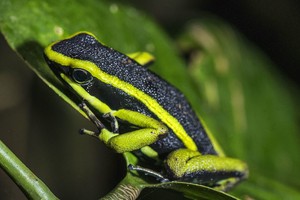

left=165, top=149, right=248, bottom=191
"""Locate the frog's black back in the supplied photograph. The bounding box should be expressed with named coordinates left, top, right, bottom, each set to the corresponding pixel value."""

left=51, top=33, right=218, bottom=156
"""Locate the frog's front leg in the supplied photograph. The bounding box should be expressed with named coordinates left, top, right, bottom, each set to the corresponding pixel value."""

left=165, top=149, right=248, bottom=191
left=104, top=109, right=168, bottom=153
left=80, top=103, right=168, bottom=153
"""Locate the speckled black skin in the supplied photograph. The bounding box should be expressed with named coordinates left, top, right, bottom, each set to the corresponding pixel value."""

left=47, top=33, right=218, bottom=156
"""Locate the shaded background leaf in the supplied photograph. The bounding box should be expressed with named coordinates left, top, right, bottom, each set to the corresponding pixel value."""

left=177, top=19, right=300, bottom=199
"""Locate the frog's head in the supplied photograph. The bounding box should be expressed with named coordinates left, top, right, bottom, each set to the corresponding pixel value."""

left=44, top=32, right=107, bottom=100
left=44, top=31, right=137, bottom=113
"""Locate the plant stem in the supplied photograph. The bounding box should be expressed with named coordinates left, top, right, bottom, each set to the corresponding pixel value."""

left=0, top=140, right=58, bottom=200
left=101, top=183, right=141, bottom=200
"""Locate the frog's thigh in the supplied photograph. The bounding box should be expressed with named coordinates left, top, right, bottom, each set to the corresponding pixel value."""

left=104, top=109, right=168, bottom=153
left=165, top=149, right=248, bottom=190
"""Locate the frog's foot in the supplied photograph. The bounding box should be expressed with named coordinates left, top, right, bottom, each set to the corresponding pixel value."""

left=128, top=164, right=169, bottom=183
left=79, top=102, right=106, bottom=138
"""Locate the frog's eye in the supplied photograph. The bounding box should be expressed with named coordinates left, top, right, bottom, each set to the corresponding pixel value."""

left=72, top=68, right=93, bottom=84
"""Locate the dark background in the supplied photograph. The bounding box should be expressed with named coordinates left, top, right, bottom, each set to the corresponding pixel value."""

left=0, top=0, right=299, bottom=199
left=130, top=0, right=300, bottom=88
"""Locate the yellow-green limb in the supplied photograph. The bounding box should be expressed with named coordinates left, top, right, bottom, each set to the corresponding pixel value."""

left=127, top=52, right=155, bottom=66
left=166, top=149, right=248, bottom=191
left=102, top=109, right=168, bottom=153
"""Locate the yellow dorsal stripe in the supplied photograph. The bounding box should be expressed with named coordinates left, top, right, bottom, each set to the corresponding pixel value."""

left=45, top=46, right=198, bottom=151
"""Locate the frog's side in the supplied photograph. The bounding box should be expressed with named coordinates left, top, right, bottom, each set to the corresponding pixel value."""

left=44, top=32, right=248, bottom=191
